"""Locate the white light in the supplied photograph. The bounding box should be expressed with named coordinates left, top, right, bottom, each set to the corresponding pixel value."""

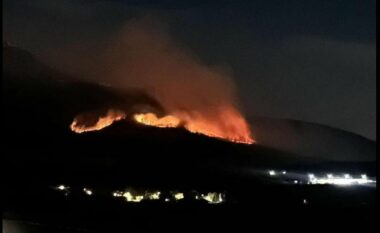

left=303, top=199, right=308, bottom=204
left=361, top=174, right=367, bottom=179
left=282, top=171, right=287, bottom=175
left=331, top=179, right=352, bottom=185
left=327, top=174, right=333, bottom=178
left=165, top=198, right=170, bottom=202
left=294, top=180, right=298, bottom=184
left=311, top=176, right=375, bottom=186
left=173, top=192, right=184, bottom=200
left=113, top=191, right=123, bottom=197
left=269, top=170, right=276, bottom=176
left=83, top=188, right=93, bottom=195
left=344, top=174, right=351, bottom=179
left=308, top=174, right=315, bottom=179
left=56, top=185, right=68, bottom=191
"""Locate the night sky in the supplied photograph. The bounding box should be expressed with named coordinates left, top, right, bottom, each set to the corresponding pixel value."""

left=3, top=0, right=376, bottom=140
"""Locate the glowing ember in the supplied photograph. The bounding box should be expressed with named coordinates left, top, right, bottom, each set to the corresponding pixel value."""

left=70, top=109, right=126, bottom=133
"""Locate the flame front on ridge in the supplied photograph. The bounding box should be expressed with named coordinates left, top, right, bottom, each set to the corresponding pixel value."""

left=70, top=109, right=254, bottom=144
left=133, top=108, right=254, bottom=144
left=70, top=109, right=126, bottom=133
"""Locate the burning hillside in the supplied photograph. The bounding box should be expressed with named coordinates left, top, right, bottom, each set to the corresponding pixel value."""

left=133, top=107, right=254, bottom=144
left=70, top=109, right=126, bottom=133
left=67, top=17, right=254, bottom=144
left=70, top=108, right=254, bottom=144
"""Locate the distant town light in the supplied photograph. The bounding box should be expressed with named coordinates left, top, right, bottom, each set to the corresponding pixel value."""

left=269, top=170, right=276, bottom=176
left=282, top=171, right=287, bottom=175
left=123, top=192, right=144, bottom=202
left=173, top=192, right=184, bottom=200
left=56, top=185, right=68, bottom=191
left=83, top=188, right=93, bottom=195
left=307, top=173, right=376, bottom=186
left=146, top=191, right=161, bottom=200
left=113, top=191, right=123, bottom=197
left=199, top=192, right=225, bottom=204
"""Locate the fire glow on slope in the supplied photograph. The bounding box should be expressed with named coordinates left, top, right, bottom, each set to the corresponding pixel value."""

left=70, top=109, right=254, bottom=144
left=68, top=20, right=255, bottom=144
left=133, top=108, right=254, bottom=144
left=133, top=113, right=181, bottom=128
left=70, top=109, right=126, bottom=133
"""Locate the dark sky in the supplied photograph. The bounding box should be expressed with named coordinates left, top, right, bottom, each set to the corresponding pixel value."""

left=3, top=0, right=376, bottom=140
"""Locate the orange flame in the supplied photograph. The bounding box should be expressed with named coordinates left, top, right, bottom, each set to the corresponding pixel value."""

left=177, top=106, right=254, bottom=144
left=70, top=109, right=126, bottom=133
left=133, top=113, right=181, bottom=128
left=133, top=107, right=254, bottom=144
left=70, top=109, right=254, bottom=144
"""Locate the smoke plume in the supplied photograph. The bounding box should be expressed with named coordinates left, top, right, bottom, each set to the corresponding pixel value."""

left=70, top=16, right=254, bottom=143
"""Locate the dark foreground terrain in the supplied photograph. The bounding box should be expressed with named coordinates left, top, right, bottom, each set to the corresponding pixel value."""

left=3, top=181, right=377, bottom=232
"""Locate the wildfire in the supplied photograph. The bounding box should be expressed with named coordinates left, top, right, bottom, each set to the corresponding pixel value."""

left=70, top=109, right=254, bottom=144
left=132, top=108, right=254, bottom=144
left=176, top=106, right=254, bottom=144
left=70, top=109, right=126, bottom=133
left=133, top=113, right=180, bottom=128
left=68, top=19, right=255, bottom=145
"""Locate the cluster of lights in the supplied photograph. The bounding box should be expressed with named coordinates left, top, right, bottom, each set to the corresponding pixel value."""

left=123, top=192, right=144, bottom=202
left=111, top=190, right=186, bottom=202
left=111, top=190, right=225, bottom=204
left=112, top=191, right=123, bottom=197
left=268, top=170, right=287, bottom=176
left=308, top=173, right=375, bottom=186
left=54, top=185, right=70, bottom=196
left=147, top=191, right=161, bottom=200
left=55, top=185, right=94, bottom=195
left=195, top=192, right=225, bottom=204
left=112, top=190, right=158, bottom=202
left=55, top=185, right=225, bottom=204
left=83, top=188, right=93, bottom=196
left=267, top=170, right=376, bottom=187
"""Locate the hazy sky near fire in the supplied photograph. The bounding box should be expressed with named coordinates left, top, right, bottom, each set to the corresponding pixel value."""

left=3, top=0, right=376, bottom=140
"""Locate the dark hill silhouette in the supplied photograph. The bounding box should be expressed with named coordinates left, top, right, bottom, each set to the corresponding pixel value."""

left=3, top=45, right=376, bottom=188
left=249, top=116, right=375, bottom=162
